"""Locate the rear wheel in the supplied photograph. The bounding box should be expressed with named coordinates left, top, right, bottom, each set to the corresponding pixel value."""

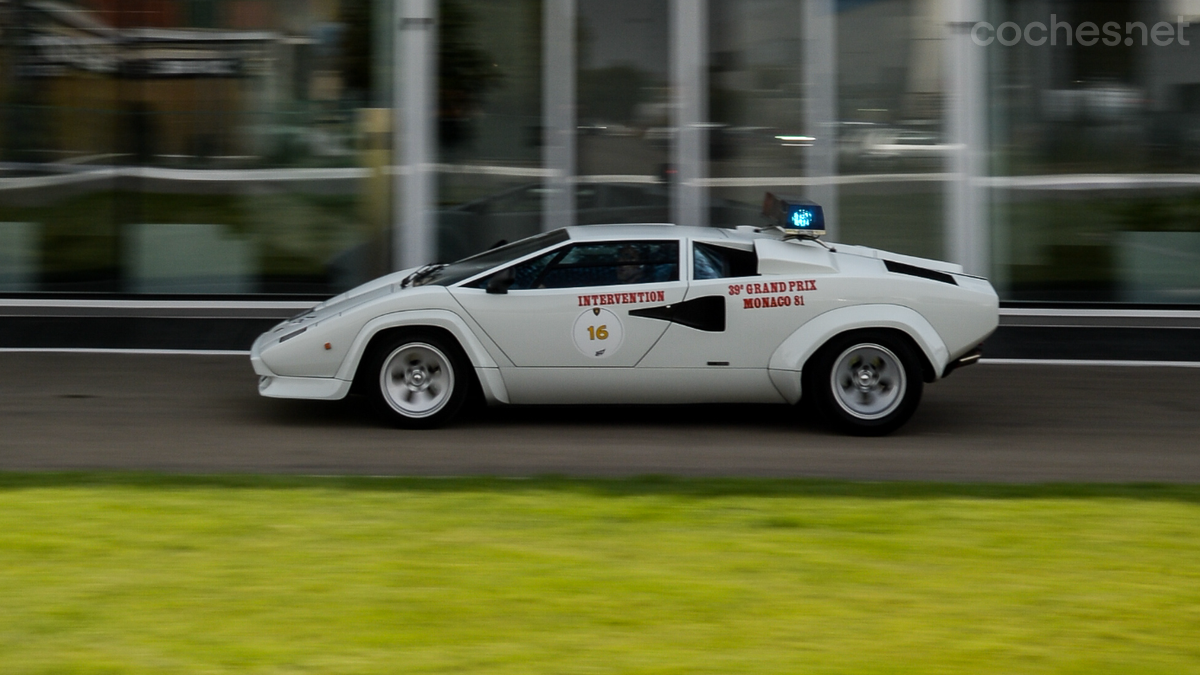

left=805, top=331, right=924, bottom=436
left=365, top=332, right=470, bottom=428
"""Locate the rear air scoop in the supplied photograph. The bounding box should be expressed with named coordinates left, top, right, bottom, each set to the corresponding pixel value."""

left=753, top=238, right=838, bottom=276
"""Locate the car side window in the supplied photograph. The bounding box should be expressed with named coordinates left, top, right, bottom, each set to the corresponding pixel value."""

left=467, top=249, right=560, bottom=291
left=473, top=241, right=680, bottom=290
left=509, top=250, right=561, bottom=289
left=517, top=241, right=679, bottom=289
left=693, top=242, right=758, bottom=280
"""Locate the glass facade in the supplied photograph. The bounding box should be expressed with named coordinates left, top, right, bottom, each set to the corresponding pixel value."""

left=706, top=0, right=809, bottom=227
left=987, top=0, right=1200, bottom=303
left=575, top=0, right=670, bottom=226
left=837, top=0, right=947, bottom=262
left=435, top=0, right=542, bottom=262
left=1, top=0, right=391, bottom=294
left=2, top=0, right=1198, bottom=305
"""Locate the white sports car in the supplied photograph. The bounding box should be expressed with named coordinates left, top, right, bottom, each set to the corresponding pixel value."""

left=251, top=208, right=998, bottom=435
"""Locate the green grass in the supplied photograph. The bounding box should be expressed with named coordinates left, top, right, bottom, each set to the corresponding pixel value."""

left=2, top=475, right=1199, bottom=674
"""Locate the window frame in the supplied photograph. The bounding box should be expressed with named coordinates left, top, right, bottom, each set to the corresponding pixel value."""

left=688, top=239, right=759, bottom=282
left=467, top=237, right=685, bottom=291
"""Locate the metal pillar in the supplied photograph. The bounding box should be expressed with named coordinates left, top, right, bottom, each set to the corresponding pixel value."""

left=803, top=0, right=838, bottom=240
left=543, top=0, right=577, bottom=232
left=394, top=0, right=438, bottom=270
left=671, top=0, right=708, bottom=228
left=947, top=0, right=988, bottom=275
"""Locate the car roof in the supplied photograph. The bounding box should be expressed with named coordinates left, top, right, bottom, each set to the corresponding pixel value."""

left=563, top=224, right=768, bottom=243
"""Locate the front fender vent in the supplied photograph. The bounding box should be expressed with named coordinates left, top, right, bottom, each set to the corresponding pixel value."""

left=279, top=327, right=307, bottom=343
left=884, top=259, right=958, bottom=286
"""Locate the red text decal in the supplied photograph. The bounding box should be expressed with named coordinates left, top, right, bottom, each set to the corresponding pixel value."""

left=578, top=290, right=666, bottom=307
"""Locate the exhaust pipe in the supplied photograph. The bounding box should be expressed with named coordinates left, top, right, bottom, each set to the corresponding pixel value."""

left=942, top=346, right=983, bottom=378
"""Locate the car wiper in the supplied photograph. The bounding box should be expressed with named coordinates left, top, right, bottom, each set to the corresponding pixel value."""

left=402, top=263, right=446, bottom=288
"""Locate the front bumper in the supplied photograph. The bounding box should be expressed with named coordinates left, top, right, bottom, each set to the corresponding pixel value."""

left=258, top=373, right=354, bottom=400
left=249, top=328, right=279, bottom=377
left=251, top=327, right=353, bottom=400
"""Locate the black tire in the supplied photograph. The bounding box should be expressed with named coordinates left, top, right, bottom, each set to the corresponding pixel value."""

left=362, top=330, right=471, bottom=429
left=804, top=330, right=924, bottom=436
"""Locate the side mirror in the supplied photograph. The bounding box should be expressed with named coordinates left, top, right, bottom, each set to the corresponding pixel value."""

left=486, top=267, right=515, bottom=295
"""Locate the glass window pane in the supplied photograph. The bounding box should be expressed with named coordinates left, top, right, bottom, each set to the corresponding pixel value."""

left=0, top=0, right=393, bottom=295
left=435, top=0, right=543, bottom=263
left=836, top=0, right=946, bottom=261
left=693, top=241, right=757, bottom=279
left=575, top=0, right=671, bottom=226
left=988, top=1, right=1200, bottom=303
left=426, top=228, right=570, bottom=288
left=707, top=0, right=808, bottom=229
left=509, top=250, right=563, bottom=290
left=540, top=240, right=679, bottom=288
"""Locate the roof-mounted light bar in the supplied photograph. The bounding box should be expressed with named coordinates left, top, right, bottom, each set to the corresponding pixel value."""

left=762, top=192, right=825, bottom=239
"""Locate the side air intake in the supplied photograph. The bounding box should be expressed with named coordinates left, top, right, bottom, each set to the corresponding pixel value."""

left=883, top=259, right=958, bottom=286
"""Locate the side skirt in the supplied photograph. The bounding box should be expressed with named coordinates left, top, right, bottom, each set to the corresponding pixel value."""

left=498, top=367, right=786, bottom=405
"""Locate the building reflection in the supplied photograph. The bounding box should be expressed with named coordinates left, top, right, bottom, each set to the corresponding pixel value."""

left=1, top=0, right=1198, bottom=304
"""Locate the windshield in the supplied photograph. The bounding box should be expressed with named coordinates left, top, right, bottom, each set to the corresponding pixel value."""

left=412, top=229, right=571, bottom=287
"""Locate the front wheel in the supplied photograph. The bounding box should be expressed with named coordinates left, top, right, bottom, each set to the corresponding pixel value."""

left=805, top=331, right=924, bottom=436
left=365, top=332, right=470, bottom=428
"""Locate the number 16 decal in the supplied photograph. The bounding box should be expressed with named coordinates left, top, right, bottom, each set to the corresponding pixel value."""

left=573, top=307, right=624, bottom=358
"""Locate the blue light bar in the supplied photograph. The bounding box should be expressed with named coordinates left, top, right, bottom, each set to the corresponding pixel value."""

left=763, top=193, right=826, bottom=238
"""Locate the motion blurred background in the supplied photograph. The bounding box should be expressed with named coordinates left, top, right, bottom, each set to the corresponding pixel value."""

left=2, top=0, right=1198, bottom=304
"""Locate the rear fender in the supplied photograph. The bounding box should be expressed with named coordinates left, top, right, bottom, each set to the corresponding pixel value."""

left=767, top=304, right=949, bottom=403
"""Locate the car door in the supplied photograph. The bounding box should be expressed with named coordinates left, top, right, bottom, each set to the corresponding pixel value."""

left=636, top=238, right=819, bottom=403
left=449, top=238, right=687, bottom=402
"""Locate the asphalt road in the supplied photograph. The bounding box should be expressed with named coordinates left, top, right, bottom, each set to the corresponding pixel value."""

left=2, top=352, right=1198, bottom=482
